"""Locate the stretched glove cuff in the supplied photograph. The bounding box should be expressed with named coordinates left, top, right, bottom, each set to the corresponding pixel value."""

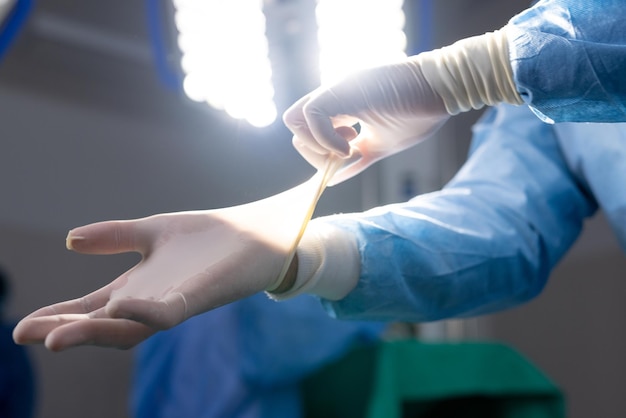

left=267, top=221, right=360, bottom=301
left=418, top=27, right=522, bottom=115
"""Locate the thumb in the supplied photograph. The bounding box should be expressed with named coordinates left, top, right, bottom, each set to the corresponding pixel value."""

left=325, top=125, right=370, bottom=186
left=66, top=220, right=146, bottom=254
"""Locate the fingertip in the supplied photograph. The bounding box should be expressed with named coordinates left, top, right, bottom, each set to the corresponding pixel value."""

left=12, top=322, right=27, bottom=345
left=44, top=329, right=75, bottom=352
left=63, top=220, right=142, bottom=255
left=66, top=230, right=84, bottom=251
left=330, top=138, right=351, bottom=158
left=282, top=106, right=297, bottom=127
left=291, top=134, right=304, bottom=149
left=335, top=125, right=358, bottom=141
left=292, top=136, right=322, bottom=157
left=44, top=336, right=64, bottom=352
left=322, top=128, right=358, bottom=158
left=105, top=298, right=132, bottom=320
left=11, top=319, right=45, bottom=345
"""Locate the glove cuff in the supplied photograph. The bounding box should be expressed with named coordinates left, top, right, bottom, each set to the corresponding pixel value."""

left=418, top=27, right=523, bottom=115
left=267, top=220, right=360, bottom=301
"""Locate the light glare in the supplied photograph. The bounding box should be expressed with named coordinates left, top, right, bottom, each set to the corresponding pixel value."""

left=173, top=0, right=276, bottom=127
left=316, top=0, right=407, bottom=86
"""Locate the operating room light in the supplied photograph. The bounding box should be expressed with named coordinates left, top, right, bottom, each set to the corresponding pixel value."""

left=315, top=0, right=407, bottom=86
left=169, top=0, right=406, bottom=128
left=174, top=0, right=277, bottom=128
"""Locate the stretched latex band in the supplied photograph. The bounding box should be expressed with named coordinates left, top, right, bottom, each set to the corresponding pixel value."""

left=271, top=156, right=343, bottom=292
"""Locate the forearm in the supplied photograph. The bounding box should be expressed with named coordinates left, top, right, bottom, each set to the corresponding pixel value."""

left=298, top=105, right=595, bottom=322
left=319, top=193, right=554, bottom=322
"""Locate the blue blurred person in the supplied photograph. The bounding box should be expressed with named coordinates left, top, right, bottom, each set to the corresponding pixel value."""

left=131, top=293, right=385, bottom=418
left=0, top=267, right=36, bottom=418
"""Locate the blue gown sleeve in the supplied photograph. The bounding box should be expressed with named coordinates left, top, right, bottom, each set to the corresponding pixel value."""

left=506, top=0, right=626, bottom=123
left=320, top=104, right=597, bottom=322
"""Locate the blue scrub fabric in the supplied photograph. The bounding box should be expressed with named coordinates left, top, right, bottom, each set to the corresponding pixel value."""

left=507, top=0, right=626, bottom=123
left=322, top=103, right=626, bottom=322
left=131, top=293, right=384, bottom=418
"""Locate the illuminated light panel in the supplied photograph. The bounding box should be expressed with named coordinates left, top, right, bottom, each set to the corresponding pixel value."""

left=174, top=0, right=277, bottom=128
left=315, top=0, right=407, bottom=87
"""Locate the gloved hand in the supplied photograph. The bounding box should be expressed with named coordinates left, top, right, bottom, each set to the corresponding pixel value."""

left=283, top=28, right=522, bottom=186
left=12, top=165, right=340, bottom=351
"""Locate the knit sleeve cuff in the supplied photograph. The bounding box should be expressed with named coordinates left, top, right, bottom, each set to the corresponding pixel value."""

left=418, top=27, right=523, bottom=115
left=267, top=220, right=360, bottom=301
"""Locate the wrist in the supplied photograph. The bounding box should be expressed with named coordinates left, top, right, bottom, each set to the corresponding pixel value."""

left=268, top=253, right=299, bottom=294
left=417, top=27, right=522, bottom=115
left=267, top=220, right=360, bottom=301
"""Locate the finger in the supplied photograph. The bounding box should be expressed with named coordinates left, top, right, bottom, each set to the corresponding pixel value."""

left=283, top=94, right=329, bottom=156
left=294, top=128, right=363, bottom=186
left=331, top=116, right=361, bottom=130
left=13, top=313, right=90, bottom=345
left=20, top=284, right=114, bottom=321
left=302, top=89, right=364, bottom=157
left=292, top=136, right=329, bottom=171
left=66, top=220, right=138, bottom=254
left=323, top=126, right=361, bottom=186
left=328, top=127, right=384, bottom=186
left=106, top=293, right=188, bottom=331
left=291, top=126, right=359, bottom=172
left=284, top=91, right=362, bottom=158
left=44, top=318, right=155, bottom=351
left=303, top=100, right=351, bottom=157
left=13, top=294, right=113, bottom=345
left=334, top=125, right=359, bottom=142
left=66, top=219, right=148, bottom=254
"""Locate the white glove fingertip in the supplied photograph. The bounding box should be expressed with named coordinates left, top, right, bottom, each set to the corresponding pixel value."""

left=303, top=112, right=351, bottom=158
left=293, top=136, right=329, bottom=168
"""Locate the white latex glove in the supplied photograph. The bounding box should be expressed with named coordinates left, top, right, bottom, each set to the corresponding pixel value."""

left=283, top=28, right=522, bottom=186
left=12, top=164, right=340, bottom=351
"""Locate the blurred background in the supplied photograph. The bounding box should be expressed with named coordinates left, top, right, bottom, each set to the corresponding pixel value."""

left=1, top=0, right=625, bottom=417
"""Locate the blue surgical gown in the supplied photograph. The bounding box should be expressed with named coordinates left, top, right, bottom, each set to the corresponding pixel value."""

left=131, top=293, right=383, bottom=418
left=321, top=103, right=626, bottom=322
left=506, top=0, right=626, bottom=123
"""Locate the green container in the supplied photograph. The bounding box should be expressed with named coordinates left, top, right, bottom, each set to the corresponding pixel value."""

left=302, top=340, right=565, bottom=418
